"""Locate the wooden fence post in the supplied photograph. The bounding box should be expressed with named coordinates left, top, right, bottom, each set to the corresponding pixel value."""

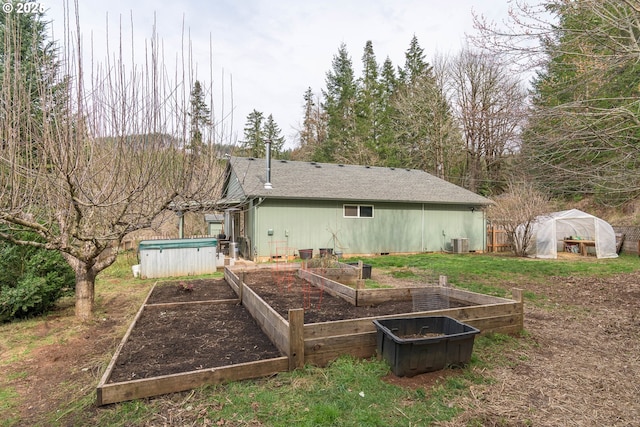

left=492, top=225, right=497, bottom=253
left=512, top=288, right=524, bottom=332
left=288, top=308, right=305, bottom=370
left=238, top=273, right=245, bottom=304
left=355, top=260, right=365, bottom=289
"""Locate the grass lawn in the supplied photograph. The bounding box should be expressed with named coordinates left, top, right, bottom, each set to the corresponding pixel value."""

left=355, top=252, right=639, bottom=296
left=1, top=251, right=639, bottom=426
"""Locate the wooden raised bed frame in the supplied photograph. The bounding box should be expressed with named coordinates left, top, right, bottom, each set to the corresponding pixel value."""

left=96, top=265, right=523, bottom=405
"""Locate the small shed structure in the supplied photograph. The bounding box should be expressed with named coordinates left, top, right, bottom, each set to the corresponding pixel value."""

left=218, top=157, right=492, bottom=261
left=205, top=213, right=225, bottom=237
left=518, top=209, right=618, bottom=259
left=138, top=237, right=218, bottom=278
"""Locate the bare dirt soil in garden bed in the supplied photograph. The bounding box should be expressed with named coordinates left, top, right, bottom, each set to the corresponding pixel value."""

left=243, top=270, right=467, bottom=324
left=107, top=302, right=282, bottom=382
left=146, top=278, right=238, bottom=304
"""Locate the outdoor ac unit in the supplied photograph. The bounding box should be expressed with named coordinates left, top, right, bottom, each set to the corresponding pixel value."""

left=452, top=238, right=469, bottom=254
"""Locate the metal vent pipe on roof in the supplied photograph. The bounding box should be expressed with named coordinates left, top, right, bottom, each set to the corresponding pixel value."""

left=264, top=139, right=273, bottom=189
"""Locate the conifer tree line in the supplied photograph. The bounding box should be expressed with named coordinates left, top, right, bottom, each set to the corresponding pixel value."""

left=288, top=36, right=527, bottom=196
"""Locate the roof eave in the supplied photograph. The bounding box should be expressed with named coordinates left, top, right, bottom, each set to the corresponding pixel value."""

left=241, top=193, right=492, bottom=205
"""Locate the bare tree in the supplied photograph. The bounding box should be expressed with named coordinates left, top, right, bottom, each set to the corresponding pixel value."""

left=488, top=181, right=551, bottom=256
left=293, top=87, right=328, bottom=161
left=473, top=0, right=640, bottom=204
left=472, top=0, right=640, bottom=66
left=0, top=4, right=230, bottom=319
left=449, top=48, right=527, bottom=194
left=392, top=56, right=463, bottom=179
left=470, top=0, right=554, bottom=71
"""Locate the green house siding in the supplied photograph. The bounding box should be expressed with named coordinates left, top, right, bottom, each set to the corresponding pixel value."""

left=422, top=205, right=486, bottom=252
left=248, top=198, right=485, bottom=258
left=225, top=170, right=245, bottom=201
left=252, top=199, right=340, bottom=257
left=338, top=202, right=423, bottom=254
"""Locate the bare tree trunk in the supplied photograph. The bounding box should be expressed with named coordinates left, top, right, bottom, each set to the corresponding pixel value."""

left=75, top=264, right=96, bottom=320
left=60, top=255, right=94, bottom=319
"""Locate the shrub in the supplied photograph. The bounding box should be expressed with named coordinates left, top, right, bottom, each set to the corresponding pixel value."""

left=488, top=181, right=552, bottom=256
left=1, top=276, right=46, bottom=322
left=0, top=235, right=75, bottom=322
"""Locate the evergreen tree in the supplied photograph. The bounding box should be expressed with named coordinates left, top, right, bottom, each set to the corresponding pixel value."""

left=298, top=36, right=464, bottom=182
left=389, top=36, right=444, bottom=172
left=241, top=111, right=286, bottom=158
left=353, top=40, right=381, bottom=164
left=394, top=55, right=464, bottom=180
left=188, top=80, right=211, bottom=154
left=321, top=43, right=357, bottom=162
left=294, top=87, right=327, bottom=161
left=263, top=114, right=285, bottom=156
left=0, top=2, right=64, bottom=143
left=380, top=57, right=399, bottom=96
left=376, top=57, right=400, bottom=165
left=241, top=109, right=265, bottom=157
left=300, top=87, right=315, bottom=147
left=398, top=35, right=433, bottom=87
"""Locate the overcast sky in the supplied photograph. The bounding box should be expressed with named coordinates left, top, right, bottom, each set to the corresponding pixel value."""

left=45, top=1, right=519, bottom=148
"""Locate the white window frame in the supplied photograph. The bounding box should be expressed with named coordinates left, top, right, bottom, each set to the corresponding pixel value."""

left=343, top=204, right=374, bottom=218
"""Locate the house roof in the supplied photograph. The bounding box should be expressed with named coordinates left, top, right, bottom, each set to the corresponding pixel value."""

left=224, top=156, right=492, bottom=206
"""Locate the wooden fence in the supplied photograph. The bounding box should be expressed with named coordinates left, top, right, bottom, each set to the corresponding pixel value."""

left=612, top=226, right=640, bottom=255
left=487, top=225, right=512, bottom=253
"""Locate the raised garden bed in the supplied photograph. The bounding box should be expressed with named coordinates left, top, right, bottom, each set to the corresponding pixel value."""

left=107, top=303, right=281, bottom=382
left=243, top=270, right=469, bottom=323
left=97, top=266, right=523, bottom=405
left=97, top=279, right=288, bottom=405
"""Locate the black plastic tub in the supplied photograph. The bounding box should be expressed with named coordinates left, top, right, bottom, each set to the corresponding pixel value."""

left=346, top=262, right=372, bottom=279
left=372, top=316, right=480, bottom=377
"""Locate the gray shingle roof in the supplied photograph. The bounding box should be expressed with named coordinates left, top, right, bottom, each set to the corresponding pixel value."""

left=227, top=156, right=491, bottom=205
